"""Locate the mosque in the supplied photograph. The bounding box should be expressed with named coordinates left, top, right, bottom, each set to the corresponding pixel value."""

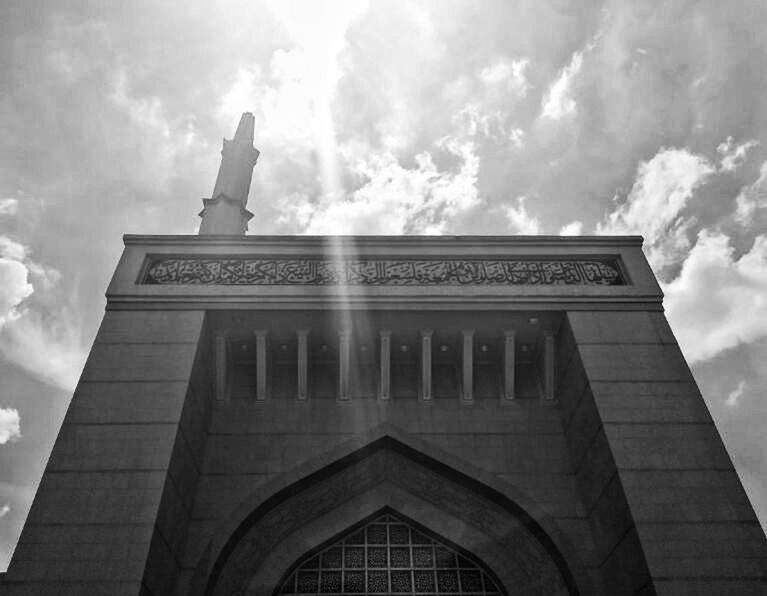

left=1, top=114, right=765, bottom=595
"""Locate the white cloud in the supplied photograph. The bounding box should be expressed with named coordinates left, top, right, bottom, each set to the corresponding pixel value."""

left=0, top=199, right=18, bottom=216
left=0, top=504, right=10, bottom=518
left=597, top=147, right=715, bottom=273
left=509, top=128, right=525, bottom=149
left=505, top=196, right=540, bottom=234
left=541, top=51, right=584, bottom=120
left=0, top=307, right=87, bottom=392
left=0, top=237, right=34, bottom=328
left=735, top=161, right=767, bottom=225
left=219, top=1, right=367, bottom=197
left=0, top=408, right=21, bottom=445
left=451, top=104, right=525, bottom=148
left=479, top=58, right=530, bottom=97
left=663, top=231, right=767, bottom=363
left=559, top=221, right=583, bottom=236
left=0, top=236, right=83, bottom=390
left=286, top=138, right=480, bottom=235
left=0, top=259, right=33, bottom=328
left=0, top=237, right=28, bottom=262
left=717, top=136, right=759, bottom=172
left=725, top=380, right=747, bottom=407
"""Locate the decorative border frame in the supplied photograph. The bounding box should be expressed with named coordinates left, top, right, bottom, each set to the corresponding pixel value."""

left=140, top=256, right=626, bottom=286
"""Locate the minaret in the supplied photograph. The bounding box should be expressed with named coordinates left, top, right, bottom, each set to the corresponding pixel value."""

left=199, top=112, right=260, bottom=235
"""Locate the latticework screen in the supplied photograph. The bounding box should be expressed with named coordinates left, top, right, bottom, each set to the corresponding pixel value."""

left=277, top=512, right=504, bottom=595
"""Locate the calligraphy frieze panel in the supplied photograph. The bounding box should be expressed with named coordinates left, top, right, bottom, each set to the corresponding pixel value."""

left=141, top=256, right=625, bottom=286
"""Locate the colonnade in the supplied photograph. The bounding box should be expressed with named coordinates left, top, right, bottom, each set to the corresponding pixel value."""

left=215, top=328, right=556, bottom=403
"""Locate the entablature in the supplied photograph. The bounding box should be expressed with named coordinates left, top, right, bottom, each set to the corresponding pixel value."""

left=106, top=235, right=663, bottom=310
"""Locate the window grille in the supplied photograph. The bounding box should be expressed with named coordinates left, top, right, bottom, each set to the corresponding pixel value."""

left=276, top=511, right=504, bottom=595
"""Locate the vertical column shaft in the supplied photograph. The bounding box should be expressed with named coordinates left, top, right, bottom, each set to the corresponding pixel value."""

left=461, top=330, right=474, bottom=402
left=297, top=329, right=309, bottom=400
left=504, top=329, right=516, bottom=400
left=254, top=330, right=268, bottom=401
left=379, top=330, right=391, bottom=400
left=420, top=329, right=433, bottom=401
left=543, top=330, right=555, bottom=401
left=215, top=334, right=227, bottom=401
left=338, top=329, right=351, bottom=401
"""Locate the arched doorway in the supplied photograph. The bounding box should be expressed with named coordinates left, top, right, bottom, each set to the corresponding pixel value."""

left=199, top=435, right=584, bottom=596
left=275, top=508, right=507, bottom=595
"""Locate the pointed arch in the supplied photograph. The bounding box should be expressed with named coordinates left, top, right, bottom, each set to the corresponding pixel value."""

left=198, top=433, right=586, bottom=596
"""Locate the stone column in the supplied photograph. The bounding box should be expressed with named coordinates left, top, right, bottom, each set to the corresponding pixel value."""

left=420, top=329, right=433, bottom=401
left=338, top=329, right=351, bottom=401
left=461, top=329, right=474, bottom=403
left=254, top=330, right=268, bottom=401
left=503, top=329, right=516, bottom=401
left=296, top=329, right=309, bottom=401
left=379, top=330, right=391, bottom=400
left=543, top=330, right=555, bottom=401
left=215, top=333, right=227, bottom=401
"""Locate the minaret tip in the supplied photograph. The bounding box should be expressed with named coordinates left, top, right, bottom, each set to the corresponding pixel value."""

left=234, top=112, right=255, bottom=143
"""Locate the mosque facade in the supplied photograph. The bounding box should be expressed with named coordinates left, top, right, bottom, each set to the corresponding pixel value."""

left=1, top=114, right=765, bottom=595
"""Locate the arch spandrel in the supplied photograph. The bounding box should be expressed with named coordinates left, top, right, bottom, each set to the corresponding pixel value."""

left=197, top=435, right=586, bottom=596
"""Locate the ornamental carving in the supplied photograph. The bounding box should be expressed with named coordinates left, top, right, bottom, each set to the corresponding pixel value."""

left=142, top=257, right=624, bottom=286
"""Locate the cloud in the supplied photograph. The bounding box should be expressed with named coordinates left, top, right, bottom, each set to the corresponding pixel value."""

left=663, top=231, right=767, bottom=363
left=0, top=237, right=29, bottom=262
left=479, top=58, right=530, bottom=97
left=0, top=237, right=84, bottom=391
left=218, top=0, right=368, bottom=199
left=717, top=136, right=759, bottom=172
left=559, top=220, right=583, bottom=236
left=451, top=103, right=526, bottom=148
left=0, top=408, right=21, bottom=445
left=735, top=161, right=767, bottom=224
left=0, top=305, right=87, bottom=392
left=597, top=148, right=715, bottom=274
left=0, top=504, right=10, bottom=518
left=0, top=237, right=34, bottom=328
left=725, top=380, right=747, bottom=407
left=0, top=199, right=18, bottom=216
left=505, top=196, right=540, bottom=234
left=287, top=137, right=480, bottom=235
left=0, top=259, right=33, bottom=328
left=541, top=50, right=584, bottom=120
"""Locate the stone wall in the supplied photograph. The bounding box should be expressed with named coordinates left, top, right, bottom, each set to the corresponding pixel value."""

left=1, top=310, right=208, bottom=596
left=177, top=384, right=602, bottom=595
left=561, top=311, right=767, bottom=595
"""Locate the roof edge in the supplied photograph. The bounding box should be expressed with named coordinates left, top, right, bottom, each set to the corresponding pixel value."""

left=123, top=234, right=645, bottom=246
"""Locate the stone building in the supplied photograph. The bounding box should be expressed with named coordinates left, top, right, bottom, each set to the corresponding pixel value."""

left=1, top=114, right=766, bottom=595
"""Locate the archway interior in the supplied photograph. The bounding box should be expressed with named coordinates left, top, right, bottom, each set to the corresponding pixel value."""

left=274, top=509, right=507, bottom=595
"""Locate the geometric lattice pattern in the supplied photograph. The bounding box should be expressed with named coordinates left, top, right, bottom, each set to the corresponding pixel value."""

left=277, top=512, right=504, bottom=595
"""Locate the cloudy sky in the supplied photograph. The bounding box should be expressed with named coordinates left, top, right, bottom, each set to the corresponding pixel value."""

left=2, top=0, right=767, bottom=569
